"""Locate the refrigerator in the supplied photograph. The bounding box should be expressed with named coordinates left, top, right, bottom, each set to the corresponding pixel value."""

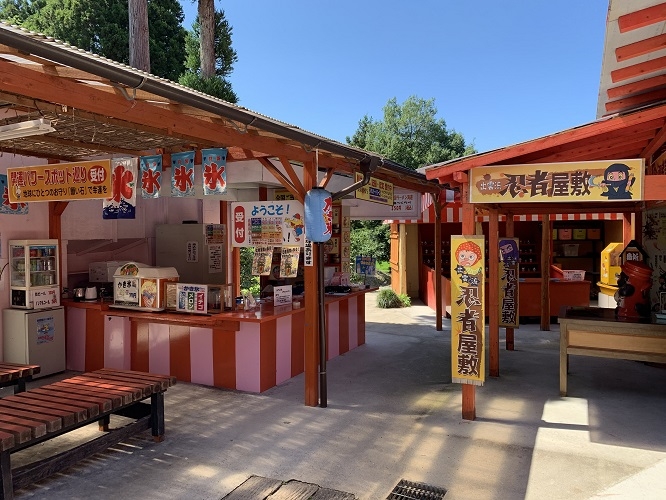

left=156, top=224, right=227, bottom=284
left=3, top=306, right=66, bottom=378
left=8, top=239, right=60, bottom=309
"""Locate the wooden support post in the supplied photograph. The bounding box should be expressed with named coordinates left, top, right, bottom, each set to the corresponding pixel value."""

left=433, top=194, right=443, bottom=332
left=302, top=159, right=319, bottom=407
left=505, top=216, right=515, bottom=351
left=540, top=215, right=551, bottom=331
left=488, top=208, right=499, bottom=377
left=623, top=212, right=633, bottom=246
left=461, top=182, right=476, bottom=421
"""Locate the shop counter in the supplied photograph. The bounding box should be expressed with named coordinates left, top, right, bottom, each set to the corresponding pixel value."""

left=64, top=289, right=374, bottom=393
left=558, top=306, right=666, bottom=396
left=419, top=264, right=590, bottom=319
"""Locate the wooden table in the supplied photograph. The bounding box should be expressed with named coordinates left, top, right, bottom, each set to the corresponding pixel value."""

left=558, top=306, right=666, bottom=396
left=0, top=364, right=41, bottom=394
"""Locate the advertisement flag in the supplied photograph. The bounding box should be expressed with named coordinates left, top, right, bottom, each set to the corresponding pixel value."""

left=171, top=151, right=195, bottom=197
left=498, top=238, right=520, bottom=328
left=103, top=158, right=137, bottom=219
left=140, top=154, right=162, bottom=199
left=0, top=174, right=28, bottom=214
left=451, top=235, right=485, bottom=386
left=201, top=148, right=227, bottom=195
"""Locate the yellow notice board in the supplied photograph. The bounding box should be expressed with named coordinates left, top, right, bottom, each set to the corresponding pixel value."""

left=354, top=172, right=394, bottom=205
left=498, top=237, right=519, bottom=328
left=8, top=159, right=112, bottom=203
left=469, top=159, right=644, bottom=203
left=450, top=235, right=485, bottom=386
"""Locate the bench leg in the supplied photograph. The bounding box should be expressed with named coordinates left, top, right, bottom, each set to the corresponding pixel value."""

left=99, top=415, right=110, bottom=432
left=0, top=451, right=13, bottom=500
left=13, top=380, right=25, bottom=395
left=151, top=392, right=165, bottom=443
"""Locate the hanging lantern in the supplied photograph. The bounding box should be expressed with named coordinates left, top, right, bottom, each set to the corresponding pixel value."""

left=304, top=187, right=333, bottom=242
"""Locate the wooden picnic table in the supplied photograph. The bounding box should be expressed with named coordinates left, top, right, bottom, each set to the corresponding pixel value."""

left=0, top=368, right=176, bottom=499
left=0, top=363, right=40, bottom=394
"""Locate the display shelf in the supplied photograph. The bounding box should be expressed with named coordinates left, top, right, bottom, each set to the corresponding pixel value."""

left=519, top=241, right=540, bottom=277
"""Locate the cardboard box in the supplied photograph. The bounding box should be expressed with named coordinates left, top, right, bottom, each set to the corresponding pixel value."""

left=558, top=228, right=572, bottom=240
left=573, top=229, right=586, bottom=240
left=601, top=242, right=623, bottom=286
left=587, top=228, right=601, bottom=239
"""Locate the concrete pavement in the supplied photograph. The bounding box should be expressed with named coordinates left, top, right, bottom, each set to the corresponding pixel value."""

left=8, top=291, right=666, bottom=499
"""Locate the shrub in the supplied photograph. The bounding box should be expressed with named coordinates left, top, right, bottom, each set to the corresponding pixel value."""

left=398, top=293, right=411, bottom=307
left=376, top=288, right=403, bottom=308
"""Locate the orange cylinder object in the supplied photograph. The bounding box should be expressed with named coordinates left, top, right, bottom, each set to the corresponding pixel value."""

left=615, top=260, right=653, bottom=318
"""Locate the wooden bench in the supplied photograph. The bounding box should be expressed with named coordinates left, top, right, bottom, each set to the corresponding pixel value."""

left=559, top=306, right=666, bottom=396
left=0, top=363, right=41, bottom=395
left=0, top=368, right=176, bottom=499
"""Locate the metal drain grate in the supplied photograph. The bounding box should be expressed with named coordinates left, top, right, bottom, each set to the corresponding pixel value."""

left=387, top=479, right=447, bottom=499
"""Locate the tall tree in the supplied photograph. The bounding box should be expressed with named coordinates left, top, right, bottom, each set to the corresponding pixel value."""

left=128, top=0, right=150, bottom=71
left=0, top=0, right=186, bottom=81
left=179, top=5, right=238, bottom=102
left=197, top=0, right=215, bottom=78
left=347, top=96, right=476, bottom=170
left=346, top=96, right=476, bottom=267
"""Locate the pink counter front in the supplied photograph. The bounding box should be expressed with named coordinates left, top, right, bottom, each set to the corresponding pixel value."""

left=64, top=290, right=370, bottom=393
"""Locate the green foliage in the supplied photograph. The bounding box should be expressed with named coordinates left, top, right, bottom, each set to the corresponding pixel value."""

left=346, top=95, right=476, bottom=170
left=376, top=260, right=390, bottom=273
left=239, top=247, right=260, bottom=296
left=178, top=72, right=238, bottom=102
left=0, top=0, right=187, bottom=81
left=376, top=288, right=403, bottom=309
left=398, top=293, right=411, bottom=307
left=350, top=220, right=390, bottom=263
left=184, top=8, right=237, bottom=78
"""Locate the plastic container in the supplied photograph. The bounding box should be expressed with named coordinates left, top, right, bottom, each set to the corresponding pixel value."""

left=562, top=243, right=579, bottom=256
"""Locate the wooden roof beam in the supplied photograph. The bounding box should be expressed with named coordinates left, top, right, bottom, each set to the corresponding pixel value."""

left=257, top=157, right=304, bottom=203
left=607, top=74, right=666, bottom=99
left=605, top=88, right=666, bottom=113
left=641, top=122, right=666, bottom=160
left=278, top=157, right=306, bottom=199
left=611, top=55, right=666, bottom=83
left=615, top=32, right=666, bottom=62
left=618, top=3, right=666, bottom=33
left=425, top=104, right=666, bottom=180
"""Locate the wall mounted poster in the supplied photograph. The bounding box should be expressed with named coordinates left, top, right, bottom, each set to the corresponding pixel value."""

left=252, top=246, right=273, bottom=275
left=450, top=235, right=485, bottom=386
left=498, top=238, right=519, bottom=328
left=280, top=246, right=300, bottom=278
left=231, top=201, right=305, bottom=247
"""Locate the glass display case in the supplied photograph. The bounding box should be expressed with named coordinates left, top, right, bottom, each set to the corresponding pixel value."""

left=9, top=239, right=60, bottom=309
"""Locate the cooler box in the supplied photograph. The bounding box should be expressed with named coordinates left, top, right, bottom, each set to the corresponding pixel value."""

left=601, top=242, right=622, bottom=286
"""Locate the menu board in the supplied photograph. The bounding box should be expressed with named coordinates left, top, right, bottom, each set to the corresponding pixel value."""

left=231, top=201, right=305, bottom=247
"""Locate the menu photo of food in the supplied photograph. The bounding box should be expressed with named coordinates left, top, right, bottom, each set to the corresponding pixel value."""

left=140, top=278, right=158, bottom=308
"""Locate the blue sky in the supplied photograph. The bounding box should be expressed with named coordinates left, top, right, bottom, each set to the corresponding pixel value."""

left=181, top=1, right=609, bottom=155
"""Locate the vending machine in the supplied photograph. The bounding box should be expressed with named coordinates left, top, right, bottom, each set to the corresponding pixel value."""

left=8, top=239, right=60, bottom=309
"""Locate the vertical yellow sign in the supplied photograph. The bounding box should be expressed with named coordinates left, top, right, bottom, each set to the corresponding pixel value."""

left=451, top=235, right=485, bottom=385
left=498, top=238, right=520, bottom=328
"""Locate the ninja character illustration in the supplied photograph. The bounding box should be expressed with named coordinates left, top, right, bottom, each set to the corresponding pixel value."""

left=600, top=163, right=635, bottom=200
left=499, top=239, right=519, bottom=264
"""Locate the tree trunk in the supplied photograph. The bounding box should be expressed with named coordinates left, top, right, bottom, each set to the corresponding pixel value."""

left=129, top=0, right=150, bottom=72
left=199, top=0, right=215, bottom=78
